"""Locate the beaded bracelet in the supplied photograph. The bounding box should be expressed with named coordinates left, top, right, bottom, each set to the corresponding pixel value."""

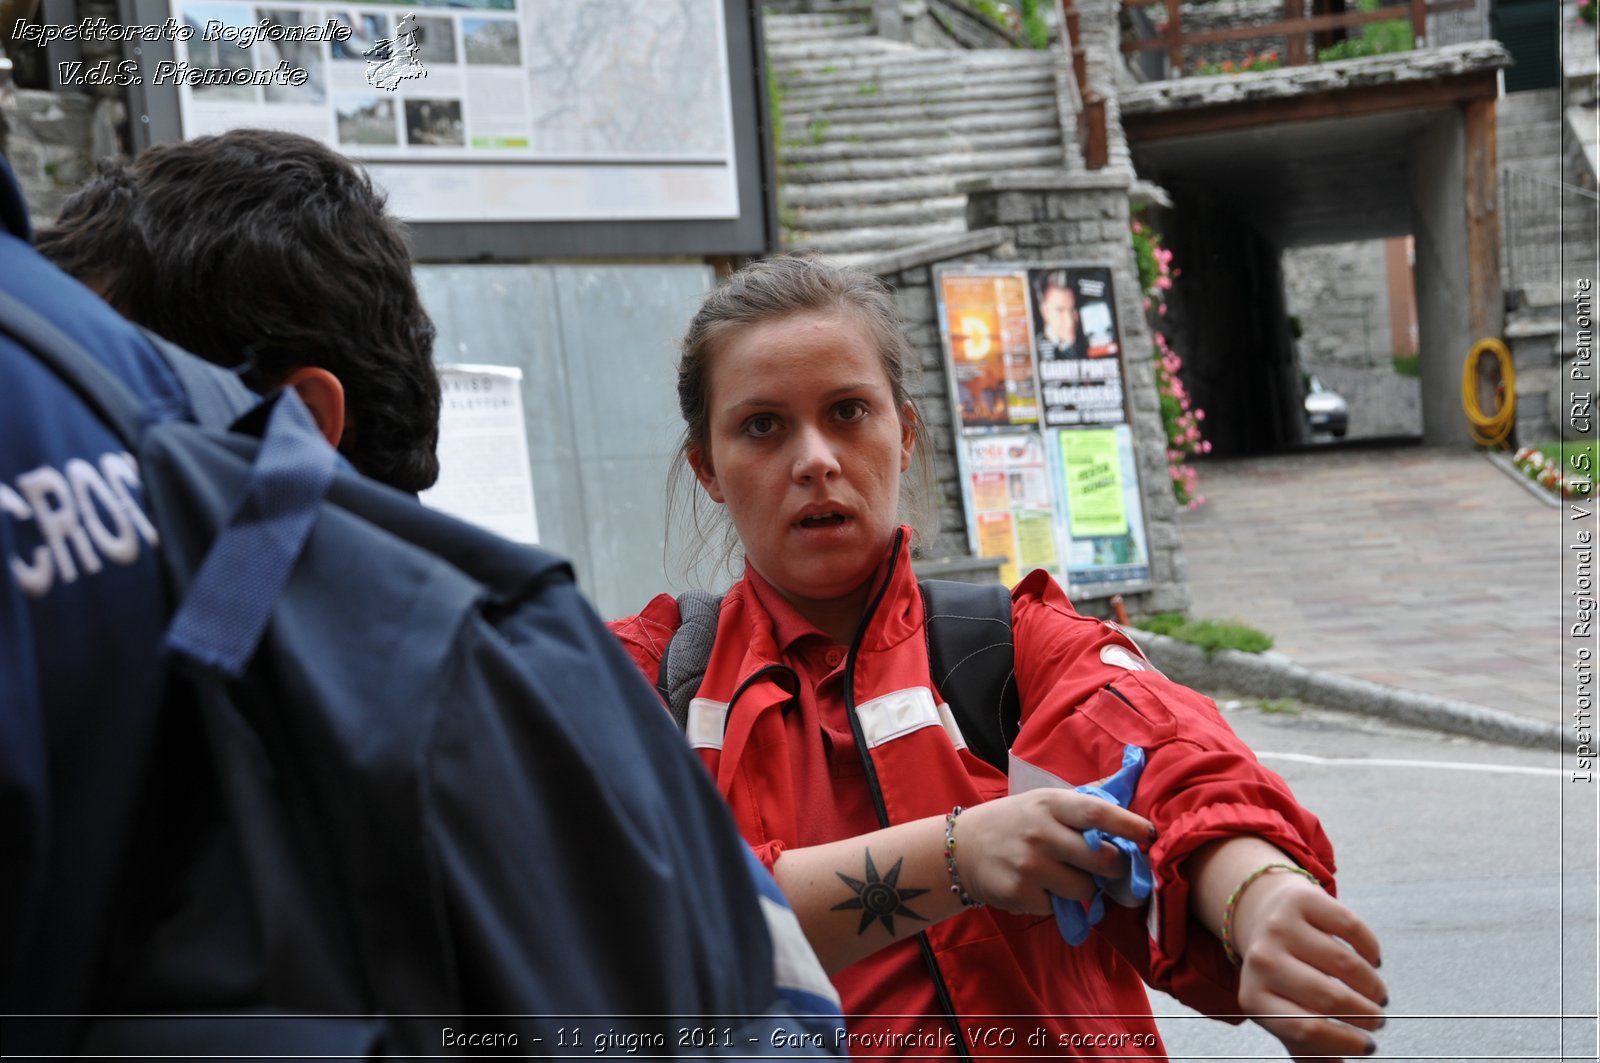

left=944, top=806, right=985, bottom=909
left=1221, top=862, right=1320, bottom=967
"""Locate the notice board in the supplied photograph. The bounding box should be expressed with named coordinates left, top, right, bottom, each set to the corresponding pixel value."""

left=935, top=263, right=1152, bottom=597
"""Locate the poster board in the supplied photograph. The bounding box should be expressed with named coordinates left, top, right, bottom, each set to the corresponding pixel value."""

left=107, top=0, right=774, bottom=256
left=418, top=363, right=539, bottom=544
left=936, top=263, right=1152, bottom=598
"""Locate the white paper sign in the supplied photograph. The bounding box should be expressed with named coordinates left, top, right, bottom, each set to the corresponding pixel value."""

left=419, top=363, right=538, bottom=544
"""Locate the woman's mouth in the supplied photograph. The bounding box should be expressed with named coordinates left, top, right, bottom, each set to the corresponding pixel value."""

left=797, top=512, right=846, bottom=529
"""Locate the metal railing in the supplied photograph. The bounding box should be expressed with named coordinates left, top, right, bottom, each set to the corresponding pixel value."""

left=1499, top=166, right=1600, bottom=307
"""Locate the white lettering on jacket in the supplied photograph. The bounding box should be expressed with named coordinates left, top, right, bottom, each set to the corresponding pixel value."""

left=3, top=451, right=158, bottom=598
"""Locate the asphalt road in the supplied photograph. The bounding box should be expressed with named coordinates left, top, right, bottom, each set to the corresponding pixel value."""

left=1149, top=699, right=1598, bottom=1062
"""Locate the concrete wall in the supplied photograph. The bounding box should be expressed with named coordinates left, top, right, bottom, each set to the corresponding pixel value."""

left=416, top=264, right=716, bottom=620
left=1407, top=110, right=1476, bottom=447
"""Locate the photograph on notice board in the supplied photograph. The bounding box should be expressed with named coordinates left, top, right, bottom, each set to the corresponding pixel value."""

left=938, top=272, right=1039, bottom=431
left=1029, top=267, right=1127, bottom=427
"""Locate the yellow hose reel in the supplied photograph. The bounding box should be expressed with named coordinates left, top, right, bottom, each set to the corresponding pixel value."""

left=1462, top=337, right=1516, bottom=448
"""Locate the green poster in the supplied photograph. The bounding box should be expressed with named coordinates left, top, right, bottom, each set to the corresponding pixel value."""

left=1060, top=429, right=1128, bottom=538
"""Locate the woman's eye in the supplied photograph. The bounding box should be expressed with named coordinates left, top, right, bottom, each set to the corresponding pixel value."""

left=835, top=400, right=868, bottom=423
left=742, top=413, right=778, bottom=437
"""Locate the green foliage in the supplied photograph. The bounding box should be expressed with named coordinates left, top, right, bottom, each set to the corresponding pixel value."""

left=1019, top=0, right=1051, bottom=49
left=766, top=63, right=783, bottom=147
left=1131, top=225, right=1160, bottom=294
left=806, top=117, right=831, bottom=145
left=1317, top=0, right=1413, bottom=62
left=953, top=0, right=1051, bottom=48
left=856, top=82, right=880, bottom=95
left=1536, top=441, right=1599, bottom=478
left=1257, top=698, right=1303, bottom=715
left=1392, top=353, right=1419, bottom=377
left=1136, top=613, right=1275, bottom=655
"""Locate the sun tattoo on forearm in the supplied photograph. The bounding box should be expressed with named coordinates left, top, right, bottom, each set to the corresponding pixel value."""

left=831, top=848, right=930, bottom=936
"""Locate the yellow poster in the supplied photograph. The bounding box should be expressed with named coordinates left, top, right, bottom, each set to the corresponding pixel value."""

left=1014, top=508, right=1057, bottom=571
left=1061, top=429, right=1128, bottom=538
left=977, top=510, right=1019, bottom=586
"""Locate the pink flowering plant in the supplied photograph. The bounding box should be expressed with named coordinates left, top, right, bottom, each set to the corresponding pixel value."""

left=1131, top=217, right=1210, bottom=509
left=1579, top=0, right=1595, bottom=27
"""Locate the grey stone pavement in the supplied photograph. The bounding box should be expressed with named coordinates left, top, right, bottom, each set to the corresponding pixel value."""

left=1175, top=445, right=1566, bottom=726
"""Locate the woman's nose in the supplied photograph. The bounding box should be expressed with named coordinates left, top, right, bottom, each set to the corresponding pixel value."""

left=792, top=425, right=841, bottom=482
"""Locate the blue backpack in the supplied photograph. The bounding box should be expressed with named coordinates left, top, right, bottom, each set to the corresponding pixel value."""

left=0, top=290, right=842, bottom=1058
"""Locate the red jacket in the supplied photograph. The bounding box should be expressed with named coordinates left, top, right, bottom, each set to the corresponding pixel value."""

left=611, top=530, right=1336, bottom=1058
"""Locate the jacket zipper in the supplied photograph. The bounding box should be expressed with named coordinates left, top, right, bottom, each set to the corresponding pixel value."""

left=839, top=529, right=973, bottom=1063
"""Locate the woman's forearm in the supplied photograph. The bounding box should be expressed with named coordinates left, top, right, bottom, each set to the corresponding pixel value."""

left=771, top=815, right=967, bottom=973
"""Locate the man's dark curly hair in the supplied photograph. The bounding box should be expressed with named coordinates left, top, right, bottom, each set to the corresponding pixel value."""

left=36, top=128, right=441, bottom=492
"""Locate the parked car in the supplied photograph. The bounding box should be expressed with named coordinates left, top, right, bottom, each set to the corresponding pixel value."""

left=1304, top=375, right=1348, bottom=438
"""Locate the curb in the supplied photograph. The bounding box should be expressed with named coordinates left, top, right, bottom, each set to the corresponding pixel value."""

left=1483, top=450, right=1562, bottom=509
left=1132, top=631, right=1571, bottom=752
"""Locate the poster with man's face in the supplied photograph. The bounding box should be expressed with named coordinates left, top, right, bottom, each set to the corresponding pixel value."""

left=1028, top=267, right=1126, bottom=427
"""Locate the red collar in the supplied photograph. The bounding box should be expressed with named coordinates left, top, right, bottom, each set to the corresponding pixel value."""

left=738, top=527, right=922, bottom=657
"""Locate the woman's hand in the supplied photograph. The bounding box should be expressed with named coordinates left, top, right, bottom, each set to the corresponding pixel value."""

left=954, top=789, right=1155, bottom=913
left=1230, top=870, right=1388, bottom=1061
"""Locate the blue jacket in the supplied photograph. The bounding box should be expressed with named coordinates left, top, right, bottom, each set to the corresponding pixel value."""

left=0, top=153, right=197, bottom=1016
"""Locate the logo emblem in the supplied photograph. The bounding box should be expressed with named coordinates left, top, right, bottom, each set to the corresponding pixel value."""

left=365, top=12, right=426, bottom=92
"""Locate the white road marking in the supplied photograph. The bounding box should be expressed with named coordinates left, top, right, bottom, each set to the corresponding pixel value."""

left=1257, top=751, right=1567, bottom=777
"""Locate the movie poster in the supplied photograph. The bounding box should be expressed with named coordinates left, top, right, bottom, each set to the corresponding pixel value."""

left=1027, top=266, right=1126, bottom=427
left=937, top=271, right=1038, bottom=431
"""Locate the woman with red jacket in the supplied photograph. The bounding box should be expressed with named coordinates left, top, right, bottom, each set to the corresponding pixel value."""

left=610, top=256, right=1386, bottom=1061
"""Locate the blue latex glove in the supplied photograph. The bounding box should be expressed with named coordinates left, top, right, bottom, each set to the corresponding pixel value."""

left=1050, top=744, right=1154, bottom=946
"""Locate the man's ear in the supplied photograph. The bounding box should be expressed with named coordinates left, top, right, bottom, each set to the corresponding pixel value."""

left=687, top=445, right=725, bottom=504
left=280, top=367, right=346, bottom=448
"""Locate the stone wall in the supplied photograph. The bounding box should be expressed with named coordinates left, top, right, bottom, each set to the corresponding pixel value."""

left=1279, top=240, right=1424, bottom=438
left=2, top=0, right=130, bottom=223
left=3, top=87, right=94, bottom=224
left=1281, top=240, right=1395, bottom=369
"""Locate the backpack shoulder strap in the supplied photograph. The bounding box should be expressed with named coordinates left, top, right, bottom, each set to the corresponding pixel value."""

left=660, top=581, right=1020, bottom=773
left=0, top=286, right=147, bottom=447
left=138, top=328, right=260, bottom=430
left=659, top=590, right=725, bottom=732
left=920, top=578, right=1019, bottom=775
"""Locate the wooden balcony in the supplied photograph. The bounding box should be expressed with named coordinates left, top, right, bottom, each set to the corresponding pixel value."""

left=1119, top=0, right=1481, bottom=79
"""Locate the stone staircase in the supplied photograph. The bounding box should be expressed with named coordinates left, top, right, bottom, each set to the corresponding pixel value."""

left=765, top=6, right=1068, bottom=266
left=1497, top=86, right=1599, bottom=439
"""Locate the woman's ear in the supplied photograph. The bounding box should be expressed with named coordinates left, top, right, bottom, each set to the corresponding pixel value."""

left=899, top=403, right=917, bottom=474
left=687, top=445, right=725, bottom=504
left=280, top=366, right=346, bottom=449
